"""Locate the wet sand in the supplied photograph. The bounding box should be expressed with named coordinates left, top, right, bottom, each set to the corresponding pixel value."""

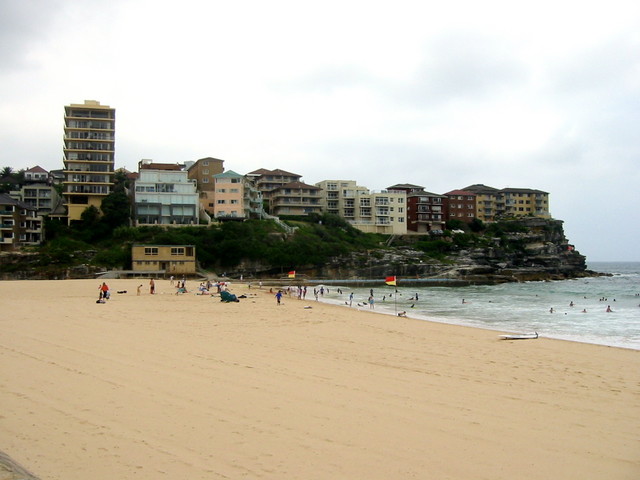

left=1, top=279, right=638, bottom=479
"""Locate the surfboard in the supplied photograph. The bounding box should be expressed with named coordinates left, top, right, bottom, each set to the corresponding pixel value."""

left=499, top=332, right=538, bottom=340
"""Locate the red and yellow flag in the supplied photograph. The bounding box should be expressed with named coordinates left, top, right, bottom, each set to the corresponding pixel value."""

left=288, top=271, right=296, bottom=278
left=385, top=276, right=397, bottom=286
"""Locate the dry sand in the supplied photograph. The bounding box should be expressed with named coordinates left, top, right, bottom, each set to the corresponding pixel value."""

left=1, top=279, right=638, bottom=480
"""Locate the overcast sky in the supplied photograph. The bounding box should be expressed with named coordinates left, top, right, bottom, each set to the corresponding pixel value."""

left=1, top=0, right=638, bottom=261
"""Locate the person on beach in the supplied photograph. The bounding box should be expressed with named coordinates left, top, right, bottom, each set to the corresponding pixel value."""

left=149, top=278, right=155, bottom=295
left=368, top=295, right=375, bottom=309
left=169, top=275, right=174, bottom=286
left=606, top=305, right=613, bottom=312
left=99, top=282, right=110, bottom=300
left=137, top=284, right=143, bottom=296
left=275, top=290, right=283, bottom=306
left=349, top=292, right=353, bottom=307
left=549, top=307, right=554, bottom=313
left=398, top=311, right=407, bottom=317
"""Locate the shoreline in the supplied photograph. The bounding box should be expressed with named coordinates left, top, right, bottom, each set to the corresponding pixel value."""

left=316, top=294, right=640, bottom=351
left=1, top=279, right=638, bottom=479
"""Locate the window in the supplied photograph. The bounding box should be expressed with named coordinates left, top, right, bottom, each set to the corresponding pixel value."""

left=217, top=199, right=226, bottom=204
left=202, top=178, right=209, bottom=183
left=203, top=169, right=209, bottom=174
left=217, top=189, right=226, bottom=193
left=144, top=247, right=158, bottom=256
left=171, top=247, right=185, bottom=256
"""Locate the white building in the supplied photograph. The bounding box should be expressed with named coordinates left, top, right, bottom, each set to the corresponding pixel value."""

left=133, top=161, right=199, bottom=225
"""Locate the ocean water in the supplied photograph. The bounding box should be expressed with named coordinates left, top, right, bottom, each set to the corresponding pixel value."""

left=315, top=262, right=640, bottom=350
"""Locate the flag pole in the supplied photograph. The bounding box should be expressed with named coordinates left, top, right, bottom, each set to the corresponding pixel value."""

left=394, top=277, right=397, bottom=316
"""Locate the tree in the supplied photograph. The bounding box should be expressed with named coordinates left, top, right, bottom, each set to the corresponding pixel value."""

left=469, top=218, right=485, bottom=233
left=101, top=190, right=131, bottom=229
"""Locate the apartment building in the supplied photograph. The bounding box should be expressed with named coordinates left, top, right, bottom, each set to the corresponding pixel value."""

left=462, top=184, right=550, bottom=221
left=9, top=166, right=61, bottom=216
left=247, top=168, right=302, bottom=199
left=315, top=180, right=369, bottom=216
left=388, top=184, right=444, bottom=233
left=187, top=157, right=225, bottom=191
left=269, top=181, right=323, bottom=216
left=444, top=189, right=477, bottom=223
left=133, top=161, right=199, bottom=225
left=498, top=188, right=550, bottom=218
left=462, top=184, right=500, bottom=222
left=208, top=170, right=263, bottom=220
left=0, top=193, right=43, bottom=251
left=316, top=180, right=407, bottom=234
left=63, top=100, right=115, bottom=224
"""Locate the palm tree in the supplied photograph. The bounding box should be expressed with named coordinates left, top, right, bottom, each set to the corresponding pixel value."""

left=1, top=166, right=13, bottom=178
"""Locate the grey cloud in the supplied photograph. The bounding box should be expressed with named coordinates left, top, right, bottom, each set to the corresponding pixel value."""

left=399, top=32, right=529, bottom=105
left=276, top=65, right=379, bottom=94
left=0, top=0, right=63, bottom=72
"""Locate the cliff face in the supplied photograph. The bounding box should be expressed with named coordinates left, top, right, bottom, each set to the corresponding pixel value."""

left=306, top=218, right=595, bottom=283
left=0, top=218, right=597, bottom=283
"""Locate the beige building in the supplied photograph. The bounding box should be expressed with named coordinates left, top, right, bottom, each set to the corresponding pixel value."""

left=316, top=180, right=407, bottom=234
left=269, top=181, right=323, bottom=216
left=131, top=244, right=196, bottom=274
left=62, top=100, right=116, bottom=224
left=247, top=168, right=302, bottom=199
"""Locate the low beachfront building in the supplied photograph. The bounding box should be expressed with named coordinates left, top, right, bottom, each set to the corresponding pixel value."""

left=133, top=160, right=199, bottom=225
left=0, top=193, right=44, bottom=252
left=131, top=244, right=196, bottom=275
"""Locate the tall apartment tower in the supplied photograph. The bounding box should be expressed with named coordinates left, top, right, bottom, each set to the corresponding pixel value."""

left=63, top=100, right=115, bottom=223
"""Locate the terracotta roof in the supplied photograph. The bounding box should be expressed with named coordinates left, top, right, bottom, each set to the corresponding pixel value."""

left=462, top=184, right=499, bottom=193
left=26, top=165, right=48, bottom=173
left=444, top=189, right=476, bottom=196
left=247, top=168, right=301, bottom=177
left=275, top=181, right=322, bottom=190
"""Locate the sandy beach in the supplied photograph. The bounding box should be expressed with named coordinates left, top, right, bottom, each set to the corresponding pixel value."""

left=1, top=278, right=638, bottom=479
